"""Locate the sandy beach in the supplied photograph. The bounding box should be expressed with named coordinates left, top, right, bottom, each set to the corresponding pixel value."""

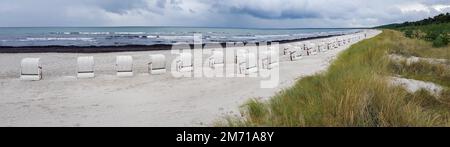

left=0, top=30, right=380, bottom=127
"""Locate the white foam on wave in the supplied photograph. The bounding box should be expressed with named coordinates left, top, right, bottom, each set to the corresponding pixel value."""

left=158, top=35, right=198, bottom=40
left=114, top=32, right=146, bottom=35
left=22, top=37, right=95, bottom=41
left=80, top=32, right=110, bottom=35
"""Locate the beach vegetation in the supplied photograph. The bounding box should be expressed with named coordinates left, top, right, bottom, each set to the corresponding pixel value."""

left=218, top=30, right=450, bottom=127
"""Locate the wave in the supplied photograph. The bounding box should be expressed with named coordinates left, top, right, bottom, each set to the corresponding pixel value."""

left=22, top=37, right=95, bottom=41
left=113, top=32, right=146, bottom=35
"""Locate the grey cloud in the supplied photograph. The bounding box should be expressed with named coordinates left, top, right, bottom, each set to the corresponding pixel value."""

left=228, top=6, right=320, bottom=19
left=90, top=0, right=149, bottom=14
left=1, top=0, right=450, bottom=27
left=156, top=0, right=167, bottom=9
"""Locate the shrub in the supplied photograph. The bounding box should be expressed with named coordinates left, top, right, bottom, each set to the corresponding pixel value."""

left=404, top=30, right=413, bottom=38
left=426, top=31, right=440, bottom=41
left=433, top=34, right=449, bottom=47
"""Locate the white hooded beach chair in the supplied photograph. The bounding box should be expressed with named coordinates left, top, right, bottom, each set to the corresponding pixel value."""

left=341, top=38, right=346, bottom=45
left=318, top=42, right=326, bottom=53
left=116, top=55, right=133, bottom=77
left=333, top=39, right=339, bottom=48
left=77, top=56, right=95, bottom=78
left=289, top=46, right=305, bottom=61
left=261, top=50, right=279, bottom=69
left=337, top=39, right=342, bottom=46
left=235, top=49, right=248, bottom=64
left=20, top=58, right=42, bottom=81
left=316, top=43, right=322, bottom=53
left=282, top=45, right=293, bottom=55
left=327, top=41, right=333, bottom=50
left=176, top=53, right=193, bottom=72
left=148, top=54, right=166, bottom=75
left=208, top=50, right=224, bottom=69
left=283, top=47, right=289, bottom=55
left=289, top=50, right=299, bottom=61
left=238, top=52, right=257, bottom=75
left=307, top=43, right=318, bottom=55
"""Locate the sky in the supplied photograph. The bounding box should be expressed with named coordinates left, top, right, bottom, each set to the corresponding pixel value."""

left=0, top=0, right=449, bottom=28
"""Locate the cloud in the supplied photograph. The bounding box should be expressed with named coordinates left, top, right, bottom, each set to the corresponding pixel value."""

left=0, top=0, right=449, bottom=27
left=91, top=0, right=150, bottom=14
left=432, top=4, right=450, bottom=12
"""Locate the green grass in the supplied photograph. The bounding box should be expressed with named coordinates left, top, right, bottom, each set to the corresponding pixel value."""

left=389, top=21, right=450, bottom=47
left=397, top=23, right=450, bottom=38
left=387, top=29, right=450, bottom=59
left=218, top=30, right=450, bottom=127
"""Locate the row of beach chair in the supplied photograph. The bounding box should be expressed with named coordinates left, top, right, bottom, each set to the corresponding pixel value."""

left=19, top=49, right=278, bottom=80
left=20, top=54, right=168, bottom=80
left=283, top=33, right=366, bottom=61
left=19, top=32, right=368, bottom=81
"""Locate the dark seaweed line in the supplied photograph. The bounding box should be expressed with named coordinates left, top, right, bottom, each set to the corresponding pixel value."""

left=0, top=34, right=341, bottom=53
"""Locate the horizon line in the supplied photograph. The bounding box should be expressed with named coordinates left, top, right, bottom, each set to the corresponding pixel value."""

left=0, top=25, right=375, bottom=29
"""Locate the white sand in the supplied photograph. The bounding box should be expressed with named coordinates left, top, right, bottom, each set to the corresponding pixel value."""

left=0, top=30, right=381, bottom=127
left=389, top=54, right=449, bottom=66
left=390, top=77, right=443, bottom=97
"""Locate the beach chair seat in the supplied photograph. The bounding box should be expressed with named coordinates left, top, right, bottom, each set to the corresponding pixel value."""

left=327, top=41, right=333, bottom=50
left=77, top=56, right=95, bottom=78
left=20, top=58, right=42, bottom=81
left=289, top=46, right=304, bottom=61
left=208, top=50, right=224, bottom=69
left=116, top=55, right=133, bottom=77
left=176, top=53, right=193, bottom=72
left=149, top=54, right=166, bottom=75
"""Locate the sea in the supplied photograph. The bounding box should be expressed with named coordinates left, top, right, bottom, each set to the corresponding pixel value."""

left=0, top=27, right=361, bottom=47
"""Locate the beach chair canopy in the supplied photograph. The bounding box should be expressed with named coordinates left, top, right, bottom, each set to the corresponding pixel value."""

left=20, top=58, right=42, bottom=80
left=116, top=56, right=133, bottom=72
left=262, top=50, right=280, bottom=68
left=149, top=54, right=166, bottom=70
left=176, top=52, right=193, bottom=72
left=21, top=58, right=41, bottom=75
left=77, top=56, right=94, bottom=73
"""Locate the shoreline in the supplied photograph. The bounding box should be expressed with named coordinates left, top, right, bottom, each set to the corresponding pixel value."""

left=0, top=34, right=343, bottom=53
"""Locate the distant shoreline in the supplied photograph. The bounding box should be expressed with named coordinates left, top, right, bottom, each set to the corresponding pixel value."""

left=0, top=34, right=341, bottom=53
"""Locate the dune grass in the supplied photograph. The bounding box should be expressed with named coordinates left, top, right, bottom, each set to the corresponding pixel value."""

left=389, top=60, right=450, bottom=88
left=387, top=28, right=450, bottom=59
left=217, top=30, right=450, bottom=127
